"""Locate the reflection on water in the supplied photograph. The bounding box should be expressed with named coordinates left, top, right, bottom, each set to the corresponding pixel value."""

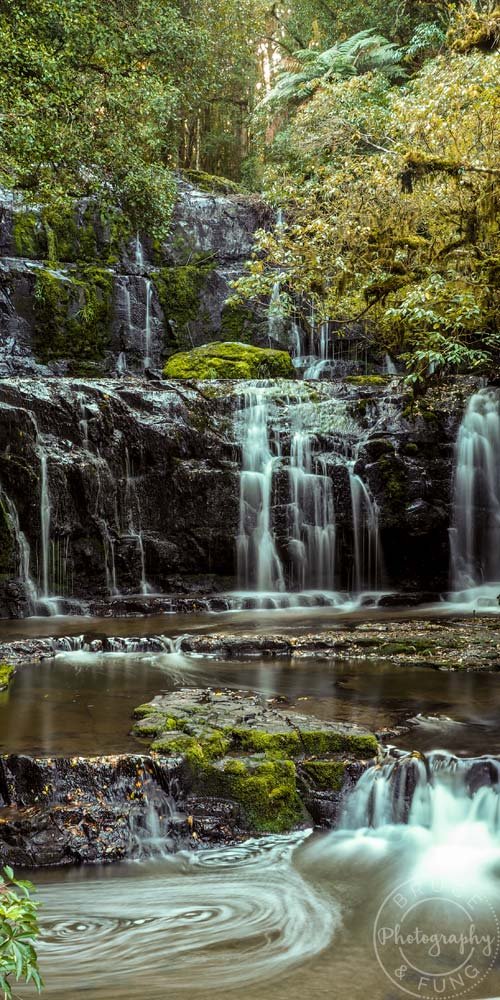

left=0, top=598, right=498, bottom=643
left=1, top=651, right=500, bottom=757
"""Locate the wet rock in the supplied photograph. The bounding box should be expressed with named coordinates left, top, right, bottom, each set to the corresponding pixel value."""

left=133, top=686, right=378, bottom=836
left=0, top=754, right=186, bottom=867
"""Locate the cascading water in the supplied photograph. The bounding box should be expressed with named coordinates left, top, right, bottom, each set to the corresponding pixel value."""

left=349, top=467, right=382, bottom=592
left=124, top=448, right=153, bottom=595
left=144, top=278, right=152, bottom=370
left=449, top=387, right=500, bottom=603
left=340, top=751, right=500, bottom=834
left=237, top=388, right=286, bottom=593
left=0, top=489, right=38, bottom=613
left=288, top=432, right=336, bottom=589
left=235, top=384, right=382, bottom=605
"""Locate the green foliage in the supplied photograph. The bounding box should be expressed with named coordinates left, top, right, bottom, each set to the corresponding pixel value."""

left=261, top=30, right=406, bottom=111
left=0, top=866, right=43, bottom=998
left=163, top=341, right=295, bottom=379
left=236, top=33, right=499, bottom=383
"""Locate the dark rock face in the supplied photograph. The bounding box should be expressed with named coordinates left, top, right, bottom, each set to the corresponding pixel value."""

left=0, top=375, right=480, bottom=615
left=0, top=378, right=239, bottom=615
left=0, top=182, right=268, bottom=377
left=0, top=754, right=186, bottom=867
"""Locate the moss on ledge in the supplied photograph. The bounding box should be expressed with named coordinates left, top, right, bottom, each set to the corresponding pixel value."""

left=163, top=341, right=294, bottom=380
left=0, top=663, right=15, bottom=691
left=181, top=169, right=242, bottom=195
left=345, top=375, right=389, bottom=387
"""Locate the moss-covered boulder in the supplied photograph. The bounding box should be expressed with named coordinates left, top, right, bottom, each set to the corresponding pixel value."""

left=163, top=341, right=294, bottom=380
left=132, top=687, right=378, bottom=835
left=0, top=663, right=15, bottom=691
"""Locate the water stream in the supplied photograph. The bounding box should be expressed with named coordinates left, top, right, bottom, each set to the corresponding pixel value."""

left=235, top=384, right=382, bottom=604
left=450, top=387, right=500, bottom=605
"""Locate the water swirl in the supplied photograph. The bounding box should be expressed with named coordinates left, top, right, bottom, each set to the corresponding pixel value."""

left=34, top=834, right=339, bottom=995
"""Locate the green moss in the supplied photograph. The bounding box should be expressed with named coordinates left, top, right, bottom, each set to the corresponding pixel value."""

left=0, top=498, right=16, bottom=579
left=377, top=454, right=408, bottom=505
left=33, top=265, right=113, bottom=363
left=163, top=341, right=294, bottom=380
left=228, top=725, right=377, bottom=758
left=181, top=169, right=242, bottom=195
left=220, top=303, right=256, bottom=342
left=345, top=375, right=389, bottom=387
left=298, top=760, right=347, bottom=791
left=153, top=264, right=215, bottom=349
left=193, top=756, right=304, bottom=833
left=12, top=210, right=46, bottom=258
left=0, top=663, right=15, bottom=691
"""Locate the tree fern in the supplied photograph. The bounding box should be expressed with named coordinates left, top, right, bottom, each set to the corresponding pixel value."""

left=260, top=30, right=406, bottom=108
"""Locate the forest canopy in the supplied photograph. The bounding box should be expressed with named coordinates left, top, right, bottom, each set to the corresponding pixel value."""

left=0, top=0, right=498, bottom=377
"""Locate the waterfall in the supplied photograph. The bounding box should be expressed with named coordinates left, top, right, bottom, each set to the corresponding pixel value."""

left=39, top=449, right=51, bottom=598
left=288, top=433, right=336, bottom=589
left=124, top=448, right=153, bottom=595
left=449, top=387, right=500, bottom=598
left=0, top=489, right=38, bottom=612
left=235, top=386, right=381, bottom=600
left=135, top=232, right=144, bottom=270
left=237, top=388, right=286, bottom=593
left=116, top=351, right=127, bottom=374
left=144, top=278, right=152, bottom=370
left=340, top=751, right=500, bottom=836
left=383, top=352, right=397, bottom=375
left=349, top=468, right=381, bottom=592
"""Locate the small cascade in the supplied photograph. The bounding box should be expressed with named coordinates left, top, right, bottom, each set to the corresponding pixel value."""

left=116, top=351, right=127, bottom=374
left=124, top=448, right=153, bottom=595
left=128, top=767, right=185, bottom=860
left=340, top=751, right=500, bottom=835
left=235, top=385, right=382, bottom=601
left=449, top=388, right=500, bottom=599
left=94, top=453, right=119, bottom=596
left=33, top=427, right=61, bottom=615
left=135, top=232, right=144, bottom=270
left=288, top=432, right=336, bottom=589
left=143, top=278, right=153, bottom=370
left=349, top=467, right=382, bottom=591
left=237, top=388, right=286, bottom=592
left=268, top=280, right=283, bottom=345
left=0, top=489, right=38, bottom=612
left=383, top=352, right=397, bottom=375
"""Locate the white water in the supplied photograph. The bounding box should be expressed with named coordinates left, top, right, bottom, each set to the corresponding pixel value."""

left=235, top=385, right=382, bottom=599
left=124, top=449, right=153, bottom=595
left=143, top=278, right=152, bottom=370
left=349, top=467, right=382, bottom=591
left=449, top=388, right=500, bottom=604
left=288, top=432, right=336, bottom=589
left=0, top=489, right=38, bottom=612
left=237, top=388, right=285, bottom=592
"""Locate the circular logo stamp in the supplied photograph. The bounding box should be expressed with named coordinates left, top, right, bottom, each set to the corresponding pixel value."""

left=374, top=878, right=500, bottom=999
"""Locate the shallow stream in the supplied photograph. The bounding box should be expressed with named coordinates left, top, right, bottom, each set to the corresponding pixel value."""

left=2, top=610, right=500, bottom=1000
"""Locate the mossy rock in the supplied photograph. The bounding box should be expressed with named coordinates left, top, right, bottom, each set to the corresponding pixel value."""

left=152, top=264, right=215, bottom=348
left=0, top=662, right=15, bottom=691
left=163, top=341, right=294, bottom=380
left=298, top=759, right=347, bottom=792
left=345, top=375, right=389, bottom=387
left=181, top=169, right=242, bottom=195
left=190, top=755, right=305, bottom=834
